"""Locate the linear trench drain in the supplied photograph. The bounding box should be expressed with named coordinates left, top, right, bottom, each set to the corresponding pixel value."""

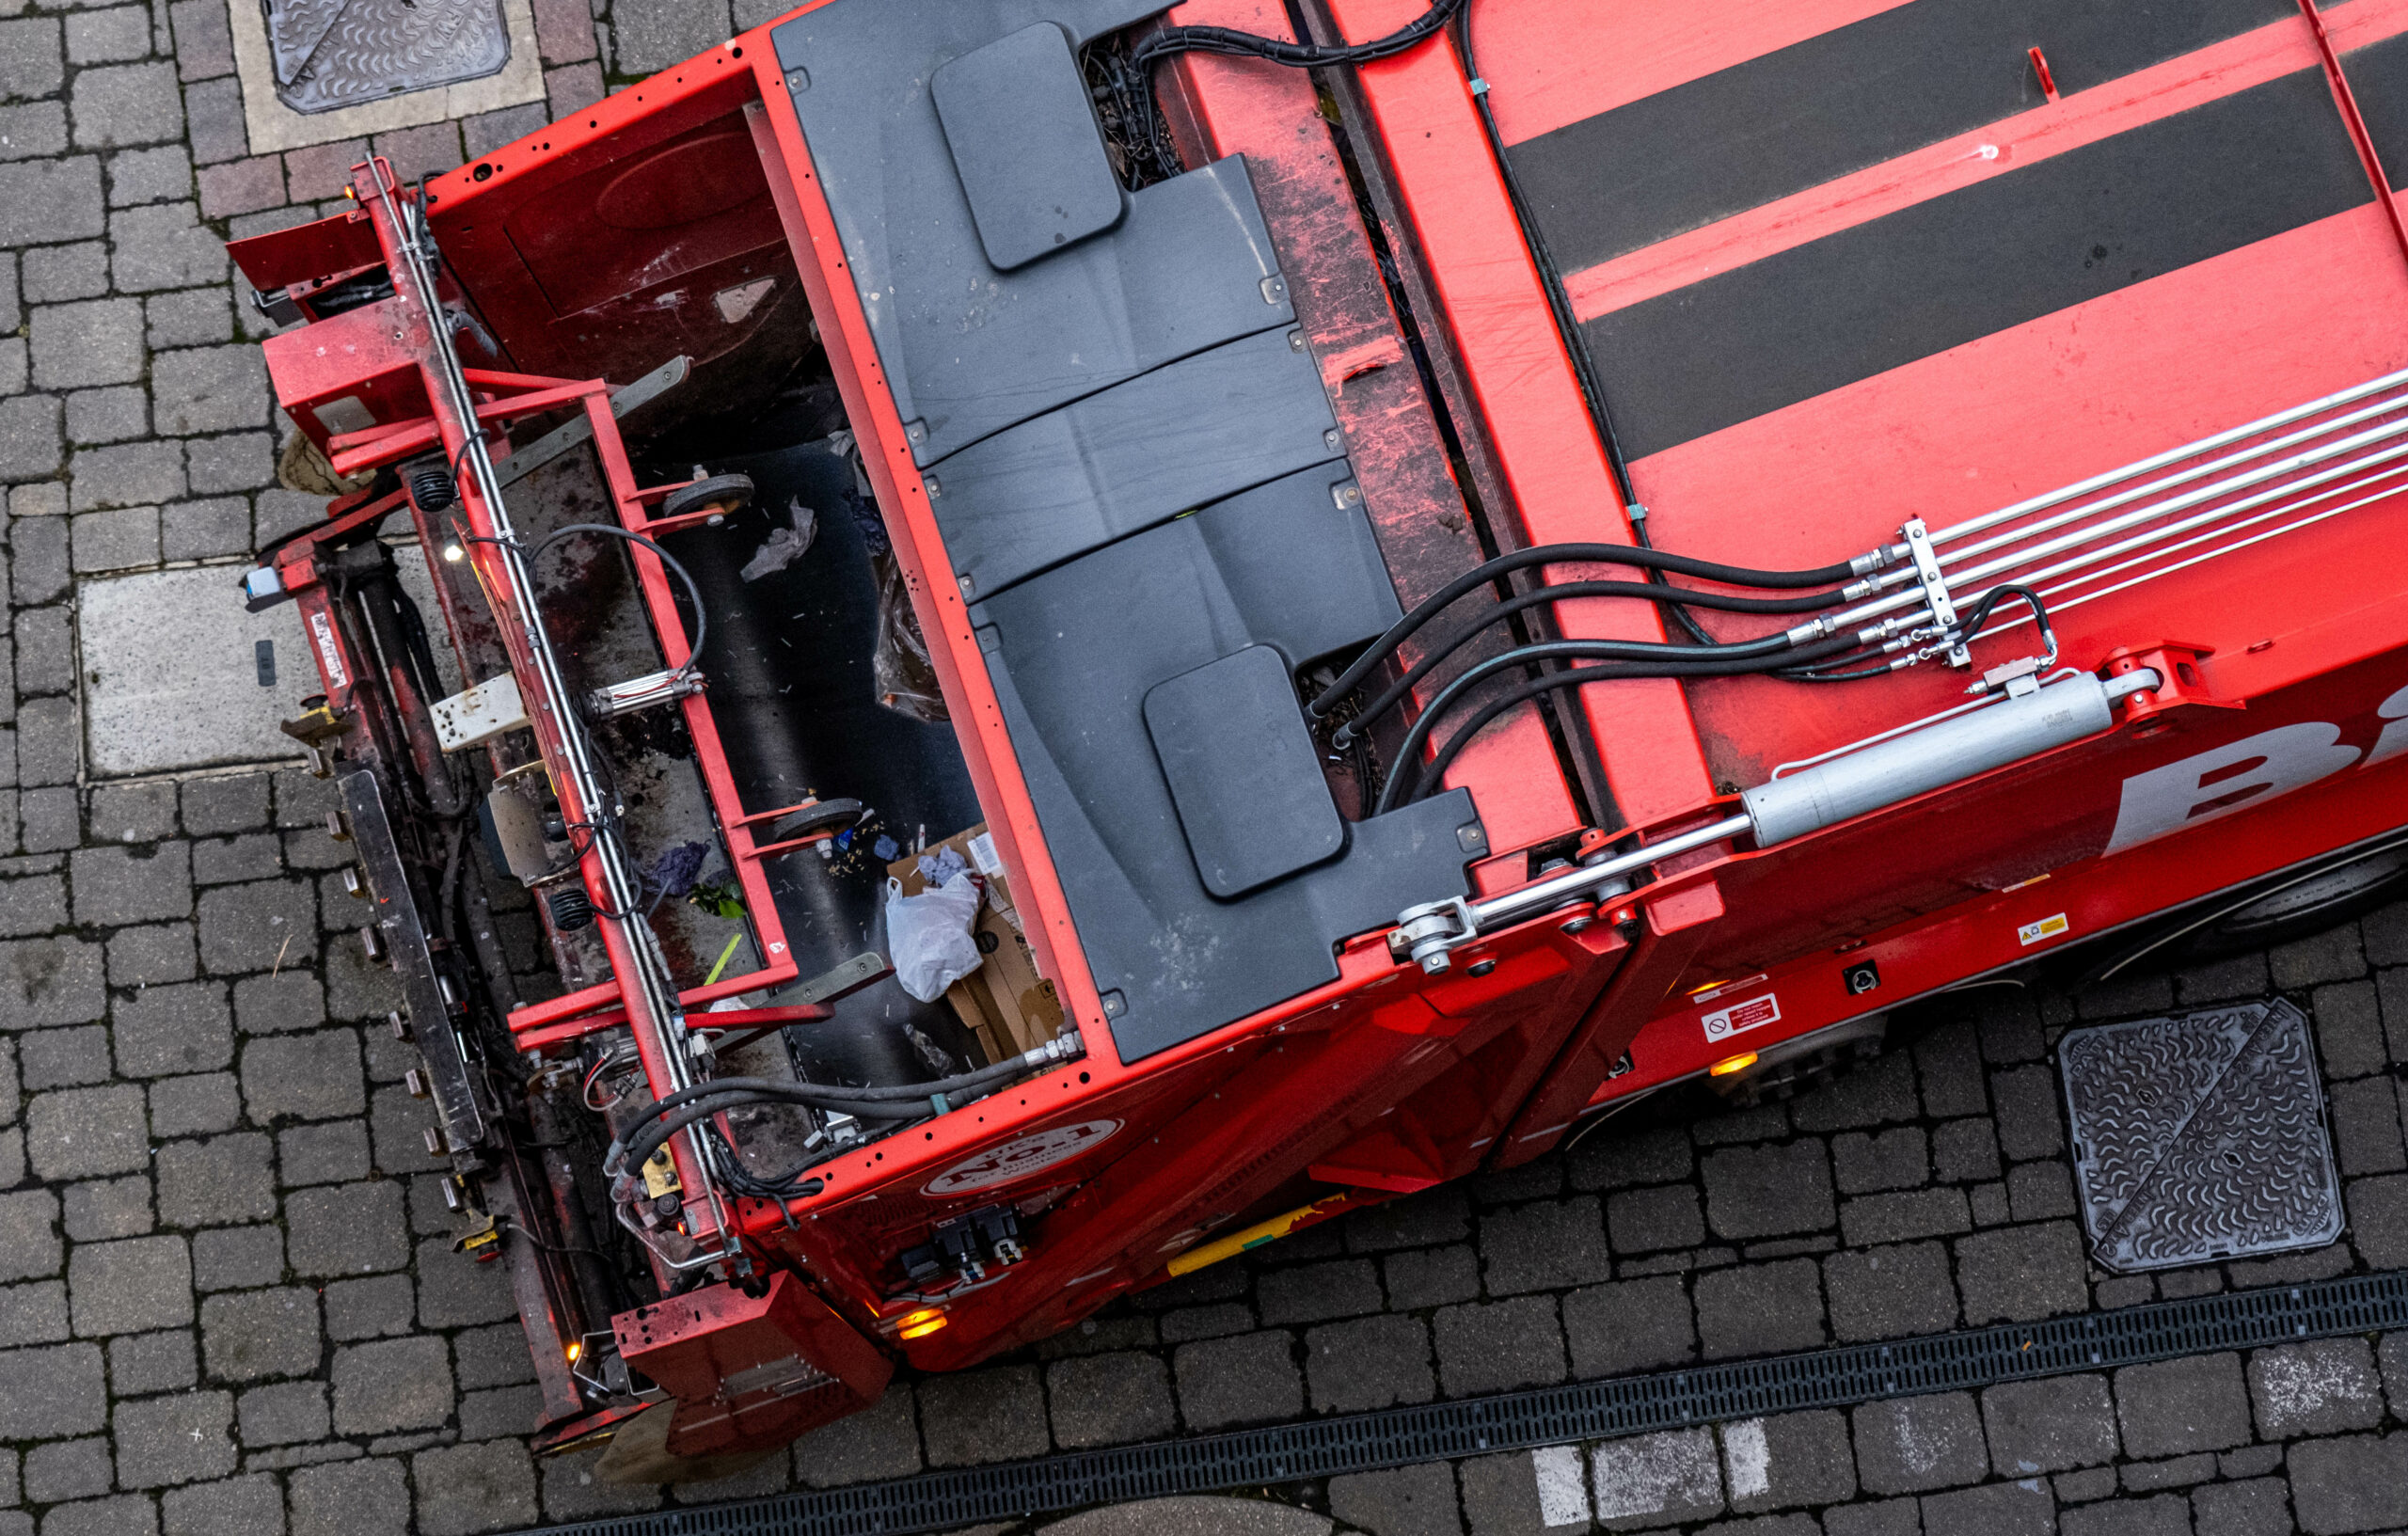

left=521, top=1268, right=2408, bottom=1535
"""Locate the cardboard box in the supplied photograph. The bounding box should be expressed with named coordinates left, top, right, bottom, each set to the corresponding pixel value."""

left=887, top=824, right=1062, bottom=1065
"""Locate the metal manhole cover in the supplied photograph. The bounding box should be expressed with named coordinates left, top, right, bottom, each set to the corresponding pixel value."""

left=2061, top=1001, right=2341, bottom=1273
left=264, top=0, right=511, bottom=115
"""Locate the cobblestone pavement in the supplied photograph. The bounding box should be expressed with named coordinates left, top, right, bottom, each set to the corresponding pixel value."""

left=8, top=2, right=2408, bottom=1533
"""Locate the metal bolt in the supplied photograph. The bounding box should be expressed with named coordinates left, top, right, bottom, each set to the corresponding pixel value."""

left=1467, top=958, right=1498, bottom=977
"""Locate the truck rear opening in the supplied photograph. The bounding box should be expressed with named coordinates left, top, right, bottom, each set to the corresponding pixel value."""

left=223, top=0, right=2408, bottom=1470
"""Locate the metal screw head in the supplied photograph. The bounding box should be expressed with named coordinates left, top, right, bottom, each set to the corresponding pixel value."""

left=1467, top=958, right=1498, bottom=977
left=1323, top=429, right=1342, bottom=451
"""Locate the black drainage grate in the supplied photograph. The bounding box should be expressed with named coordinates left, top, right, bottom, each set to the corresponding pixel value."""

left=518, top=1268, right=2408, bottom=1535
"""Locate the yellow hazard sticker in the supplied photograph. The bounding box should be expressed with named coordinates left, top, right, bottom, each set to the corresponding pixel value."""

left=2018, top=912, right=2071, bottom=946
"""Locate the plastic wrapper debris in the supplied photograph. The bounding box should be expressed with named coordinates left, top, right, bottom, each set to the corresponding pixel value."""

left=886, top=871, right=984, bottom=1002
left=872, top=551, right=948, bottom=723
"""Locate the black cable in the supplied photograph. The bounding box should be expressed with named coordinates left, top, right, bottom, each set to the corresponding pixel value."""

left=526, top=522, right=711, bottom=674
left=1132, top=0, right=1466, bottom=73
left=1312, top=542, right=1861, bottom=719
left=620, top=1095, right=919, bottom=1183
left=1380, top=632, right=1868, bottom=813
left=1334, top=578, right=1852, bottom=746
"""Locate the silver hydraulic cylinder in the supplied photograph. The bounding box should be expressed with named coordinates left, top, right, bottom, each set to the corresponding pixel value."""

left=1742, top=673, right=2133, bottom=846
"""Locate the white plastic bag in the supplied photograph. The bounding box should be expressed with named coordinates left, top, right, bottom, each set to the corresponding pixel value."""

left=886, top=873, right=984, bottom=1002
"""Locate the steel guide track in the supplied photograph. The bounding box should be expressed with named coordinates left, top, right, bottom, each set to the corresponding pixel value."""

left=518, top=1267, right=2408, bottom=1534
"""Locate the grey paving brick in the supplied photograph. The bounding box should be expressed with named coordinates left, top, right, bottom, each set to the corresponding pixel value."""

left=1823, top=1498, right=1925, bottom=1536
left=40, top=1494, right=156, bottom=1536
left=232, top=972, right=325, bottom=1035
left=114, top=1389, right=235, bottom=1487
left=110, top=200, right=226, bottom=292
left=610, top=0, right=736, bottom=75
left=1159, top=1302, right=1250, bottom=1343
left=2274, top=923, right=2367, bottom=990
left=1558, top=1275, right=1694, bottom=1380
left=1257, top=1258, right=1382, bottom=1325
left=68, top=1233, right=190, bottom=1336
left=71, top=842, right=192, bottom=926
left=11, top=612, right=71, bottom=703
left=27, top=296, right=141, bottom=391
left=917, top=1363, right=1047, bottom=1465
left=289, top=1457, right=409, bottom=1536
left=1696, top=1259, right=1825, bottom=1359
left=151, top=345, right=267, bottom=435
left=149, top=1072, right=238, bottom=1138
left=14, top=697, right=75, bottom=784
left=109, top=1328, right=196, bottom=1395
left=64, top=387, right=147, bottom=446
left=1303, top=1312, right=1432, bottom=1413
left=162, top=1474, right=285, bottom=1536
left=2290, top=1431, right=2408, bottom=1534
left=0, top=1279, right=68, bottom=1346
left=788, top=1380, right=916, bottom=1489
left=196, top=155, right=281, bottom=219
left=1175, top=1331, right=1304, bottom=1432
left=196, top=878, right=315, bottom=974
left=1329, top=1461, right=1461, bottom=1536
left=413, top=1439, right=537, bottom=1536
left=1956, top=1220, right=2089, bottom=1323
left=369, top=1084, right=437, bottom=1176
left=277, top=1120, right=369, bottom=1187
left=2004, top=1162, right=2079, bottom=1222
left=1832, top=1128, right=1927, bottom=1195
left=23, top=242, right=111, bottom=303
left=111, top=923, right=198, bottom=988
left=23, top=1436, right=111, bottom=1503
left=1703, top=1142, right=1835, bottom=1241
left=184, top=433, right=271, bottom=495
left=1432, top=1296, right=1562, bottom=1398
left=0, top=336, right=21, bottom=393
left=0, top=15, right=64, bottom=100
left=2316, top=978, right=2387, bottom=1079
left=1980, top=1374, right=2118, bottom=1476
left=1722, top=1408, right=1855, bottom=1512
left=181, top=776, right=269, bottom=837
left=1476, top=1197, right=1612, bottom=1294
left=68, top=58, right=181, bottom=150
left=2350, top=1173, right=2408, bottom=1267
left=1790, top=1049, right=1921, bottom=1132
left=1840, top=1188, right=1972, bottom=1246
left=199, top=1286, right=320, bottom=1386
left=0, top=1340, right=105, bottom=1437
left=110, top=144, right=192, bottom=207
left=63, top=7, right=146, bottom=63
left=189, top=1225, right=279, bottom=1291
left=240, top=1028, right=363, bottom=1123
left=1046, top=1350, right=1175, bottom=1448
left=2193, top=1476, right=2292, bottom=1536
left=0, top=1190, right=61, bottom=1281
left=2248, top=1338, right=2384, bottom=1437
left=61, top=1174, right=152, bottom=1241
left=1918, top=1480, right=2054, bottom=1535
left=88, top=781, right=178, bottom=844
left=286, top=1179, right=406, bottom=1276
left=1589, top=1427, right=1723, bottom=1529
left=113, top=982, right=232, bottom=1080
left=2116, top=1353, right=2251, bottom=1458
left=414, top=1237, right=513, bottom=1331
left=0, top=158, right=104, bottom=246
left=547, top=61, right=605, bottom=118
left=1989, top=1065, right=2066, bottom=1161
left=2, top=394, right=71, bottom=491
left=1601, top=1184, right=1700, bottom=1255
left=325, top=1274, right=413, bottom=1341
left=26, top=1084, right=147, bottom=1180
left=1824, top=1241, right=1957, bottom=1343
left=463, top=101, right=548, bottom=160
left=155, top=1133, right=275, bottom=1227
left=1385, top=1244, right=1480, bottom=1311
left=1567, top=1125, right=1693, bottom=1193
left=2333, top=1079, right=2400, bottom=1175
left=238, top=1380, right=326, bottom=1447
left=449, top=1324, right=532, bottom=1393
left=20, top=1025, right=110, bottom=1088
left=1853, top=1392, right=1988, bottom=1494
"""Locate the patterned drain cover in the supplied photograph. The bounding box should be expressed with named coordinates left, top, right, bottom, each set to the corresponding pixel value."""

left=2061, top=1001, right=2341, bottom=1273
left=265, top=0, right=511, bottom=115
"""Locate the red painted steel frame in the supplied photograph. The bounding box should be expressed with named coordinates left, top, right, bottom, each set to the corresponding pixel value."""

left=238, top=0, right=2408, bottom=1444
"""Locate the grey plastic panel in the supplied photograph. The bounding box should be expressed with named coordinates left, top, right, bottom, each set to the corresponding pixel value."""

left=932, top=326, right=1343, bottom=597
left=972, top=467, right=1482, bottom=1061
left=771, top=1, right=1294, bottom=464
left=932, top=24, right=1124, bottom=272
left=1145, top=646, right=1346, bottom=899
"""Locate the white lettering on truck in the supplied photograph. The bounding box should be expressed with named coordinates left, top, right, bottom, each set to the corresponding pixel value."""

left=2105, top=683, right=2408, bottom=854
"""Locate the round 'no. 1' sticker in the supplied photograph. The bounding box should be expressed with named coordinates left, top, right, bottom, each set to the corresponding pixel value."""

left=922, top=1119, right=1123, bottom=1196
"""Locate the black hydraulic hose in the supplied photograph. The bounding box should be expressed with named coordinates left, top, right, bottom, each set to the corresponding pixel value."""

left=1132, top=0, right=1466, bottom=73
left=1377, top=632, right=1866, bottom=813
left=526, top=522, right=710, bottom=674
left=1310, top=543, right=1863, bottom=717
left=620, top=1095, right=920, bottom=1186
left=1333, top=578, right=1853, bottom=747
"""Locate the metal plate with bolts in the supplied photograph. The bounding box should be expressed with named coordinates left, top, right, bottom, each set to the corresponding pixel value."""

left=433, top=673, right=530, bottom=752
left=2061, top=1001, right=2341, bottom=1273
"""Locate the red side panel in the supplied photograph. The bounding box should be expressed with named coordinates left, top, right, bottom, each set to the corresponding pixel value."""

left=617, top=1274, right=891, bottom=1456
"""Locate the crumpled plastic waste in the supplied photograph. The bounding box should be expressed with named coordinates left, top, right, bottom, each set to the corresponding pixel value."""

left=739, top=499, right=818, bottom=582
